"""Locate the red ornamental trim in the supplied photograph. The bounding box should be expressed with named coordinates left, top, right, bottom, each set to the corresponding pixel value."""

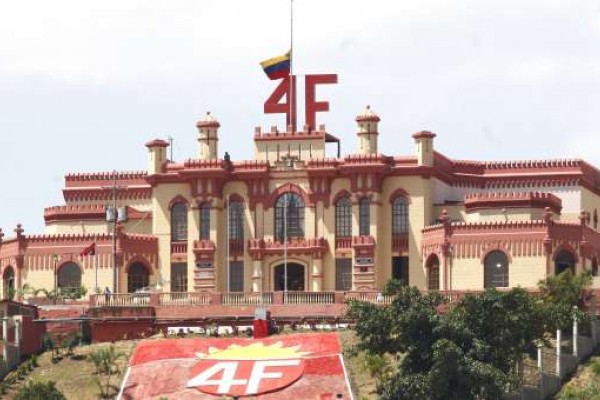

left=464, top=192, right=562, bottom=214
left=63, top=187, right=152, bottom=202
left=265, top=183, right=310, bottom=211
left=65, top=170, right=148, bottom=183
left=168, top=195, right=190, bottom=210
left=331, top=189, right=352, bottom=205
left=124, top=257, right=153, bottom=274
left=145, top=139, right=169, bottom=148
left=480, top=245, right=513, bottom=264
left=389, top=188, right=411, bottom=204
left=551, top=243, right=580, bottom=263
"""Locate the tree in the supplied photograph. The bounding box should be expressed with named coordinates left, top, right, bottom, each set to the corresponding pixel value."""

left=538, top=270, right=592, bottom=330
left=348, top=282, right=547, bottom=400
left=13, top=380, right=66, bottom=400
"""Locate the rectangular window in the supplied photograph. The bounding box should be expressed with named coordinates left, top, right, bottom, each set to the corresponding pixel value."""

left=359, top=198, right=370, bottom=236
left=229, top=261, right=244, bottom=292
left=200, top=205, right=211, bottom=240
left=171, top=263, right=188, bottom=292
left=335, top=258, right=353, bottom=291
left=392, top=256, right=409, bottom=286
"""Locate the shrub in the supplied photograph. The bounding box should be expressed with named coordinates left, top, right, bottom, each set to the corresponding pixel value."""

left=14, top=380, right=66, bottom=400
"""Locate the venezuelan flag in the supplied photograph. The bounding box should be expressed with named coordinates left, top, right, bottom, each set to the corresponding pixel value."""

left=260, top=51, right=291, bottom=80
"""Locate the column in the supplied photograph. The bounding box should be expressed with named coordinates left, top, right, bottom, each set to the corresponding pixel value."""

left=252, top=260, right=263, bottom=292
left=312, top=258, right=323, bottom=292
left=2, top=319, right=8, bottom=361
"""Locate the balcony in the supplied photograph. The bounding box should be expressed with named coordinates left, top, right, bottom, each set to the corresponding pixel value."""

left=335, top=236, right=352, bottom=249
left=229, top=239, right=244, bottom=256
left=248, top=237, right=328, bottom=259
left=392, top=233, right=408, bottom=252
left=170, top=241, right=187, bottom=255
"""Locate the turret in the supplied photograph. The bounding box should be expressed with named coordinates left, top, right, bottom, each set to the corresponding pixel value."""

left=355, top=105, right=380, bottom=155
left=196, top=112, right=220, bottom=160
left=145, top=139, right=169, bottom=174
left=412, top=130, right=436, bottom=167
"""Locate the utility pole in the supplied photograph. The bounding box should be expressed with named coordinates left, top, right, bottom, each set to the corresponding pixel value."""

left=103, top=170, right=127, bottom=293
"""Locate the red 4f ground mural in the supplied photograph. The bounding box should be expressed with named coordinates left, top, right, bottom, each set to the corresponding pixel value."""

left=118, top=333, right=353, bottom=399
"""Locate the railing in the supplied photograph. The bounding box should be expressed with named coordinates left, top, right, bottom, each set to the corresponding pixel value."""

left=392, top=233, right=409, bottom=251
left=93, top=293, right=151, bottom=307
left=170, top=241, right=187, bottom=254
left=159, top=292, right=211, bottom=306
left=344, top=291, right=393, bottom=305
left=222, top=292, right=273, bottom=306
left=229, top=239, right=244, bottom=255
left=283, top=292, right=335, bottom=305
left=335, top=237, right=352, bottom=249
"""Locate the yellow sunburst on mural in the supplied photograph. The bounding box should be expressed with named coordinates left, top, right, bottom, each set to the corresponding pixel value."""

left=195, top=341, right=310, bottom=360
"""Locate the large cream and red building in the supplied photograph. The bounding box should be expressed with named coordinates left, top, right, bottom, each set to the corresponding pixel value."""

left=1, top=106, right=600, bottom=299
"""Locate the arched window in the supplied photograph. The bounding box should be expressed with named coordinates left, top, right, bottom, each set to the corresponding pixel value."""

left=3, top=266, right=15, bottom=300
left=359, top=197, right=370, bottom=236
left=128, top=263, right=149, bottom=293
left=229, top=200, right=244, bottom=241
left=484, top=251, right=509, bottom=288
left=199, top=203, right=211, bottom=240
left=274, top=193, right=305, bottom=241
left=171, top=202, right=188, bottom=242
left=392, top=197, right=409, bottom=235
left=58, top=262, right=82, bottom=291
left=335, top=196, right=352, bottom=238
left=427, top=255, right=440, bottom=291
left=555, top=250, right=576, bottom=276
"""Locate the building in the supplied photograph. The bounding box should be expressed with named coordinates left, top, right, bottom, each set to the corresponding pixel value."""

left=1, top=106, right=599, bottom=300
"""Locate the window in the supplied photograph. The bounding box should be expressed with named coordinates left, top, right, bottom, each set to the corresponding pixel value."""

left=555, top=250, right=576, bottom=276
left=594, top=209, right=598, bottom=230
left=359, top=197, right=370, bottom=236
left=392, top=197, right=409, bottom=235
left=392, top=256, right=409, bottom=285
left=229, top=201, right=244, bottom=240
left=200, top=203, right=211, bottom=240
left=484, top=251, right=509, bottom=288
left=57, top=263, right=81, bottom=291
left=592, top=257, right=599, bottom=277
left=335, top=196, right=352, bottom=238
left=171, top=202, right=188, bottom=242
left=128, top=263, right=149, bottom=293
left=335, top=258, right=353, bottom=291
left=229, top=261, right=244, bottom=292
left=171, top=263, right=188, bottom=292
left=426, top=255, right=440, bottom=291
left=3, top=266, right=15, bottom=300
left=274, top=193, right=305, bottom=241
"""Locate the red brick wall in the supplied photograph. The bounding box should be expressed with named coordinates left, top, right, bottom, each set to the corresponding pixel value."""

left=38, top=306, right=86, bottom=341
left=20, top=315, right=45, bottom=356
left=90, top=321, right=155, bottom=343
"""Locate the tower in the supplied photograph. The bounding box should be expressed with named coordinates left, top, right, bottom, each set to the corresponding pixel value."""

left=412, top=130, right=436, bottom=166
left=196, top=112, right=220, bottom=160
left=355, top=105, right=380, bottom=155
left=145, top=139, right=169, bottom=174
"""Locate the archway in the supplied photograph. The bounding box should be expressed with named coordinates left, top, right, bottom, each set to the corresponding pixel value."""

left=128, top=263, right=150, bottom=293
left=426, top=254, right=440, bottom=291
left=57, top=262, right=82, bottom=291
left=483, top=251, right=509, bottom=288
left=274, top=263, right=305, bottom=291
left=555, top=250, right=576, bottom=276
left=3, top=266, right=15, bottom=299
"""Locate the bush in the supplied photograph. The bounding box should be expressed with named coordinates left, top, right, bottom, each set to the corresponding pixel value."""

left=14, top=380, right=66, bottom=400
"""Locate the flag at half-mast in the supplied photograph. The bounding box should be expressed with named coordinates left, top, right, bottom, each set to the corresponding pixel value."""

left=80, top=243, right=96, bottom=257
left=260, top=50, right=291, bottom=80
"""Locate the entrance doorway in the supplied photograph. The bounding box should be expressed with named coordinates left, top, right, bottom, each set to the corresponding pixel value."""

left=274, top=263, right=305, bottom=291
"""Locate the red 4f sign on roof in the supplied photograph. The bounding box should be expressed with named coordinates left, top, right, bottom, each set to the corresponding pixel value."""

left=120, top=333, right=353, bottom=399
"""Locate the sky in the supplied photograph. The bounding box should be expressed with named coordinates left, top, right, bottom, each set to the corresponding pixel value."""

left=0, top=0, right=599, bottom=234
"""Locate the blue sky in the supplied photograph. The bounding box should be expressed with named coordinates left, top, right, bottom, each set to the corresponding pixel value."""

left=1, top=0, right=599, bottom=233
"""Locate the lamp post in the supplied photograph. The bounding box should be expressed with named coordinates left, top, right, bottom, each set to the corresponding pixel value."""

left=53, top=254, right=58, bottom=304
left=283, top=193, right=288, bottom=293
left=103, top=170, right=126, bottom=294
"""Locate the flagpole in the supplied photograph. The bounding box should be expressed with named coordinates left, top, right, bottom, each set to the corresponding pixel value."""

left=289, top=0, right=294, bottom=131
